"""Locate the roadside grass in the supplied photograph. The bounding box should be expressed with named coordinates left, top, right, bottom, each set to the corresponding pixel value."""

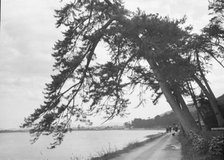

left=90, top=132, right=164, bottom=160
left=70, top=132, right=165, bottom=160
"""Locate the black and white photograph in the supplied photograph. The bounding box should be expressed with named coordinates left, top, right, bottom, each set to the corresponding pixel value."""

left=0, top=0, right=224, bottom=160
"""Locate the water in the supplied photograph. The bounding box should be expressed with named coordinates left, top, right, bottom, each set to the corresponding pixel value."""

left=0, top=129, right=164, bottom=160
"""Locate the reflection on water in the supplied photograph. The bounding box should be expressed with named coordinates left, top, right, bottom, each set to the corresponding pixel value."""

left=0, top=129, right=164, bottom=160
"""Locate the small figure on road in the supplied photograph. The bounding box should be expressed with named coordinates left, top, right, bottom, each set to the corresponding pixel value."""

left=174, top=124, right=178, bottom=132
left=172, top=123, right=179, bottom=136
left=166, top=126, right=172, bottom=133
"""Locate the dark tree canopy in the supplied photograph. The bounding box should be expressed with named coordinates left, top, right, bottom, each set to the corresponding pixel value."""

left=21, top=0, right=224, bottom=147
left=201, top=0, right=224, bottom=68
left=204, top=0, right=224, bottom=39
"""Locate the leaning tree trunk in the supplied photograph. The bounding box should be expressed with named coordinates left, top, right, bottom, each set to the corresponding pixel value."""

left=196, top=53, right=217, bottom=100
left=173, top=87, right=198, bottom=125
left=146, top=58, right=200, bottom=133
left=193, top=75, right=224, bottom=127
left=173, top=87, right=202, bottom=131
left=196, top=53, right=224, bottom=122
left=187, top=82, right=208, bottom=130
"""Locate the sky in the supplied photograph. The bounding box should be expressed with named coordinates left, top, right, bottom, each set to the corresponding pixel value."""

left=0, top=0, right=224, bottom=129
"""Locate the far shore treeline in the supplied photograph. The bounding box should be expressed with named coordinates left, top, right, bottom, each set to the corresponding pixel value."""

left=125, top=112, right=178, bottom=129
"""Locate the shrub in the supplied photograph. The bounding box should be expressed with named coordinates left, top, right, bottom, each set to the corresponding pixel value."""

left=189, top=131, right=209, bottom=155
left=180, top=130, right=224, bottom=160
left=209, top=135, right=224, bottom=157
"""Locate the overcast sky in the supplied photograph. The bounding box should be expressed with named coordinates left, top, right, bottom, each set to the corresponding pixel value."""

left=1, top=0, right=224, bottom=129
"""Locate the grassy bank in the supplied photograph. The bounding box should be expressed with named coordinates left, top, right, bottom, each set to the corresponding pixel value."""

left=90, top=132, right=164, bottom=160
left=179, top=131, right=224, bottom=160
left=71, top=132, right=165, bottom=160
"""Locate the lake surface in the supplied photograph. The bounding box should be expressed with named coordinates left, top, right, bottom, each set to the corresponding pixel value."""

left=0, top=129, right=164, bottom=160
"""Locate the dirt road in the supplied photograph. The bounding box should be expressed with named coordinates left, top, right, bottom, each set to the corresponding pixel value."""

left=111, top=133, right=181, bottom=160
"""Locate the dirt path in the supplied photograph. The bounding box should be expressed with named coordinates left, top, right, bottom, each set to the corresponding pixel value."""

left=111, top=133, right=181, bottom=160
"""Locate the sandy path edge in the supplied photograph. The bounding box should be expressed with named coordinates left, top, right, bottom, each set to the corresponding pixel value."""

left=111, top=133, right=182, bottom=160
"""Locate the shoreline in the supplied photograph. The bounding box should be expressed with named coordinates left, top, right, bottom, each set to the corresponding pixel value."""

left=0, top=128, right=165, bottom=133
left=89, top=132, right=165, bottom=160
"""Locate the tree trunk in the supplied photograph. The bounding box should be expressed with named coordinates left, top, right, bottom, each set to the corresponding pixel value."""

left=146, top=58, right=200, bottom=133
left=195, top=52, right=224, bottom=126
left=173, top=87, right=198, bottom=123
left=187, top=82, right=208, bottom=130
left=204, top=48, right=224, bottom=69
left=193, top=75, right=224, bottom=126
left=196, top=53, right=217, bottom=100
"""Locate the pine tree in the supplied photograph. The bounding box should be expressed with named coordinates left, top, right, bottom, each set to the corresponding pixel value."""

left=22, top=0, right=224, bottom=147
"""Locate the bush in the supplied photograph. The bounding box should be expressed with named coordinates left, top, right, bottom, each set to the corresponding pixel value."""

left=209, top=135, right=224, bottom=157
left=180, top=131, right=224, bottom=160
left=189, top=131, right=209, bottom=155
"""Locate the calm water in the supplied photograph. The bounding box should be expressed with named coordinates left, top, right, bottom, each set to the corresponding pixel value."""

left=0, top=129, right=164, bottom=160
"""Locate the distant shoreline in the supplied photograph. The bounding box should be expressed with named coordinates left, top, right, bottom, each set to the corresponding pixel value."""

left=0, top=129, right=29, bottom=133
left=0, top=128, right=165, bottom=133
